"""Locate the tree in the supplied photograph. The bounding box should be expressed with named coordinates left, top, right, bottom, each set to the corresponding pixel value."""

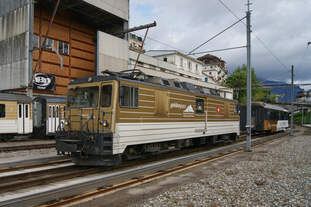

left=225, top=65, right=276, bottom=104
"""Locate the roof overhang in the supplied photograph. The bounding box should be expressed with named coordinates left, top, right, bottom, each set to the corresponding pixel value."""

left=38, top=0, right=126, bottom=32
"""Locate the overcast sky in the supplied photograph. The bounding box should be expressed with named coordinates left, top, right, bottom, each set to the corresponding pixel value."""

left=129, top=0, right=311, bottom=88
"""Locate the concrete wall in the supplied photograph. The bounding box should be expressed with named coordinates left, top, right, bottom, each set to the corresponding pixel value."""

left=0, top=1, right=30, bottom=90
left=97, top=31, right=128, bottom=74
left=83, top=0, right=129, bottom=21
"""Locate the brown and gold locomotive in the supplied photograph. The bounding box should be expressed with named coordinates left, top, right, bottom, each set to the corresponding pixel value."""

left=56, top=70, right=240, bottom=166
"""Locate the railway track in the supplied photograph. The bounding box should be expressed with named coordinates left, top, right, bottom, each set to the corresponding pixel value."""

left=0, top=132, right=289, bottom=207
left=0, top=143, right=56, bottom=152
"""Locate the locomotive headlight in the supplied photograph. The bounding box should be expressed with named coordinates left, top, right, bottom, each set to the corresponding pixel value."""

left=102, top=120, right=108, bottom=127
left=64, top=120, right=69, bottom=126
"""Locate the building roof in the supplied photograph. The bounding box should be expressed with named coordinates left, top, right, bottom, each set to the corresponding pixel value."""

left=145, top=50, right=204, bottom=64
left=197, top=54, right=225, bottom=63
left=0, top=93, right=32, bottom=103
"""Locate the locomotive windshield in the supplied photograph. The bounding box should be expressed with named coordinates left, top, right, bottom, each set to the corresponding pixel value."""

left=68, top=86, right=99, bottom=108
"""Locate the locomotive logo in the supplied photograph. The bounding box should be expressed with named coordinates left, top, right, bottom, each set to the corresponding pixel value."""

left=183, top=105, right=194, bottom=117
left=216, top=106, right=221, bottom=113
left=184, top=105, right=194, bottom=113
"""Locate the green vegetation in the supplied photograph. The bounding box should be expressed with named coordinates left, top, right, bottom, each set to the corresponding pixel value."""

left=225, top=65, right=276, bottom=104
left=294, top=110, right=311, bottom=124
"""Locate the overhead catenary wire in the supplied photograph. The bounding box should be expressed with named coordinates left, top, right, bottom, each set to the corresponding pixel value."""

left=131, top=31, right=188, bottom=54
left=189, top=46, right=246, bottom=55
left=216, top=0, right=290, bottom=72
left=187, top=16, right=246, bottom=55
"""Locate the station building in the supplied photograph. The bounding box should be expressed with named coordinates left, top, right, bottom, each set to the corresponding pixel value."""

left=0, top=0, right=129, bottom=97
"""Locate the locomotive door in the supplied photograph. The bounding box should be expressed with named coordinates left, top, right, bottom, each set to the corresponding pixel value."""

left=99, top=83, right=115, bottom=133
left=48, top=105, right=60, bottom=133
left=17, top=103, right=31, bottom=134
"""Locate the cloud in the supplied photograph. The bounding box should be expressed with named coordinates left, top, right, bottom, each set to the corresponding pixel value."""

left=130, top=0, right=311, bottom=86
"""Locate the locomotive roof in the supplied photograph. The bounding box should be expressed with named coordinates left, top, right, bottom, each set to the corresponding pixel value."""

left=69, top=74, right=235, bottom=102
left=251, top=101, right=288, bottom=112
left=0, top=93, right=32, bottom=103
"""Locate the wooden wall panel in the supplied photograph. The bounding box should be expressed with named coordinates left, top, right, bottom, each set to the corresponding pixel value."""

left=71, top=40, right=95, bottom=52
left=71, top=29, right=94, bottom=44
left=71, top=68, right=94, bottom=79
left=71, top=48, right=94, bottom=61
left=71, top=57, right=94, bottom=71
left=41, top=51, right=70, bottom=66
left=32, top=6, right=96, bottom=96
left=33, top=62, right=70, bottom=77
left=41, top=20, right=70, bottom=42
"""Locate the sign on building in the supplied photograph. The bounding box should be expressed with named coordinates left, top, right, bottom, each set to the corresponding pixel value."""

left=33, top=73, right=55, bottom=91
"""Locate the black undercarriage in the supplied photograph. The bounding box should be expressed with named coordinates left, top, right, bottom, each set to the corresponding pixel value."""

left=56, top=131, right=237, bottom=166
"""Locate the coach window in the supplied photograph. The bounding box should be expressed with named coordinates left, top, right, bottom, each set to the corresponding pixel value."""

left=120, top=85, right=138, bottom=108
left=196, top=98, right=204, bottom=114
left=25, top=105, right=29, bottom=118
left=101, top=85, right=112, bottom=107
left=0, top=104, right=5, bottom=118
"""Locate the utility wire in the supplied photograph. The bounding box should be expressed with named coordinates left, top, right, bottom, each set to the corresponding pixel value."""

left=131, top=31, right=188, bottom=54
left=187, top=16, right=246, bottom=55
left=217, top=0, right=289, bottom=71
left=190, top=46, right=246, bottom=55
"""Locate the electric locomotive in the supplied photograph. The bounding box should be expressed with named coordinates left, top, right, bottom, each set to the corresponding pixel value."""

left=56, top=70, right=240, bottom=166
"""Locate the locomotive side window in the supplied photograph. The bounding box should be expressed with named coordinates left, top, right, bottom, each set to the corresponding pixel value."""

left=195, top=98, right=204, bottom=114
left=120, top=85, right=138, bottom=108
left=101, top=85, right=112, bottom=107
left=0, top=104, right=5, bottom=118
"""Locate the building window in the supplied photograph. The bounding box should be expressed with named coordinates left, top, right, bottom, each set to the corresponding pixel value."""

left=163, top=57, right=168, bottom=62
left=33, top=34, right=39, bottom=49
left=196, top=98, right=204, bottom=114
left=0, top=104, right=5, bottom=118
left=101, top=85, right=112, bottom=107
left=41, top=37, right=54, bottom=50
left=180, top=58, right=183, bottom=67
left=120, top=85, right=138, bottom=108
left=58, top=41, right=70, bottom=55
left=205, top=77, right=208, bottom=82
left=188, top=61, right=191, bottom=70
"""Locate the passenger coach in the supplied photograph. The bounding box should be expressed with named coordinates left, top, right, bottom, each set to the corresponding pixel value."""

left=0, top=93, right=33, bottom=140
left=240, top=102, right=289, bottom=134
left=56, top=70, right=240, bottom=166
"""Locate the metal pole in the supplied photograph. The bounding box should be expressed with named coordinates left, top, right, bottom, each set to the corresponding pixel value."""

left=290, top=65, right=294, bottom=136
left=133, top=27, right=149, bottom=71
left=27, top=0, right=34, bottom=98
left=302, top=107, right=304, bottom=126
left=246, top=0, right=252, bottom=151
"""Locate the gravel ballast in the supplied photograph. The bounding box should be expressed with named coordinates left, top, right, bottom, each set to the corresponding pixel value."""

left=132, top=134, right=311, bottom=207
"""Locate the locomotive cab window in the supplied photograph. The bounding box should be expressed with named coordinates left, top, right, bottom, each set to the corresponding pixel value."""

left=0, top=104, right=5, bottom=118
left=120, top=85, right=138, bottom=108
left=196, top=98, right=204, bottom=114
left=101, top=85, right=112, bottom=107
left=68, top=86, right=99, bottom=108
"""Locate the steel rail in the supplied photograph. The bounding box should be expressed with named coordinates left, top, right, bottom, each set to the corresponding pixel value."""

left=0, top=157, right=70, bottom=174
left=0, top=143, right=56, bottom=152
left=0, top=132, right=289, bottom=207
